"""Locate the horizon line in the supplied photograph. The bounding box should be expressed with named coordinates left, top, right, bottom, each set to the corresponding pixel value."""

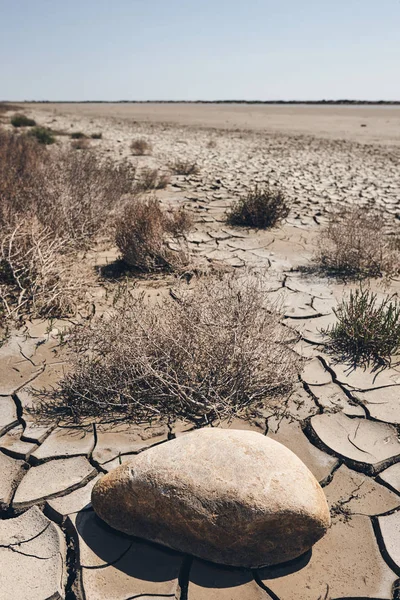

left=2, top=99, right=400, bottom=105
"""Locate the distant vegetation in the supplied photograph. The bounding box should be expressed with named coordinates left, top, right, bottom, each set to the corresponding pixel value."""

left=171, top=160, right=200, bottom=176
left=131, top=138, right=152, bottom=155
left=28, top=126, right=56, bottom=145
left=70, top=131, right=86, bottom=139
left=11, top=114, right=36, bottom=127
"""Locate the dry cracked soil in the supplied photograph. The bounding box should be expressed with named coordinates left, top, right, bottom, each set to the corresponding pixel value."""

left=0, top=103, right=400, bottom=600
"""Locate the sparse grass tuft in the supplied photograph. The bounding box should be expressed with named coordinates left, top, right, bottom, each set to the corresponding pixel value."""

left=316, top=207, right=400, bottom=279
left=28, top=126, right=56, bottom=145
left=131, top=138, right=152, bottom=155
left=90, top=132, right=102, bottom=139
left=171, top=160, right=200, bottom=176
left=326, top=288, right=400, bottom=366
left=34, top=272, right=300, bottom=425
left=115, top=197, right=192, bottom=271
left=227, top=185, right=289, bottom=228
left=11, top=114, right=36, bottom=127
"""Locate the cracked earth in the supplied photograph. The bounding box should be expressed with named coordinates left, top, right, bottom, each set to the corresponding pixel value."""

left=0, top=104, right=400, bottom=599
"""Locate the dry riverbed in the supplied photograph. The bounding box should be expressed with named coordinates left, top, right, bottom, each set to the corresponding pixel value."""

left=0, top=103, right=400, bottom=600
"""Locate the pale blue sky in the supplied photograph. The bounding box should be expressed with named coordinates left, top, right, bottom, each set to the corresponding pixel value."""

left=1, top=0, right=399, bottom=101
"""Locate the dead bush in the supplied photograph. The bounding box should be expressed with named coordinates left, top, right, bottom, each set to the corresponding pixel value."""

left=171, top=160, right=200, bottom=176
left=0, top=131, right=135, bottom=245
left=0, top=219, right=89, bottom=323
left=115, top=198, right=192, bottom=271
left=227, top=185, right=289, bottom=228
left=34, top=273, right=300, bottom=425
left=135, top=168, right=170, bottom=191
left=316, top=207, right=400, bottom=278
left=0, top=131, right=46, bottom=230
left=131, top=138, right=152, bottom=155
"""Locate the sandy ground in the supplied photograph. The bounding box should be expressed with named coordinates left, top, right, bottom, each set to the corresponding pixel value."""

left=1, top=104, right=400, bottom=600
left=24, top=102, right=400, bottom=146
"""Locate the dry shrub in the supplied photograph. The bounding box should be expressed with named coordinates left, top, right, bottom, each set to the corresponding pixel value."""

left=227, top=186, right=289, bottom=228
left=171, top=159, right=200, bottom=176
left=131, top=138, right=152, bottom=155
left=0, top=130, right=135, bottom=245
left=0, top=219, right=89, bottom=323
left=35, top=273, right=300, bottom=425
left=316, top=207, right=400, bottom=278
left=115, top=198, right=192, bottom=271
left=0, top=131, right=46, bottom=229
left=91, top=132, right=102, bottom=139
left=135, top=168, right=170, bottom=191
left=0, top=103, right=19, bottom=114
left=71, top=138, right=91, bottom=150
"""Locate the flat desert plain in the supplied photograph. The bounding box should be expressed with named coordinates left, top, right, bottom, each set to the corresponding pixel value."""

left=25, top=101, right=400, bottom=145
left=1, top=102, right=400, bottom=600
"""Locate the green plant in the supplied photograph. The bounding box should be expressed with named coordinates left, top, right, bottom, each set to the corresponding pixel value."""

left=227, top=185, right=289, bottom=228
left=28, top=127, right=55, bottom=145
left=171, top=160, right=199, bottom=176
left=326, top=288, right=400, bottom=366
left=115, top=198, right=192, bottom=271
left=70, top=131, right=86, bottom=139
left=316, top=207, right=399, bottom=278
left=34, top=273, right=300, bottom=425
left=11, top=114, right=36, bottom=127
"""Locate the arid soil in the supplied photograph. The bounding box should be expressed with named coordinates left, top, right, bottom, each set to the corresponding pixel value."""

left=1, top=104, right=400, bottom=600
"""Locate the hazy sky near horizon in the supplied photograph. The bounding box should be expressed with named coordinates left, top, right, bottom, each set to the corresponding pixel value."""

left=1, top=0, right=399, bottom=101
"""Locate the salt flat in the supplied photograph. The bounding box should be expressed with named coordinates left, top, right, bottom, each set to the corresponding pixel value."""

left=25, top=101, right=400, bottom=145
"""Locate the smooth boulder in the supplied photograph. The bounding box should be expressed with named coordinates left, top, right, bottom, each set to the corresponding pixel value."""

left=91, top=428, right=330, bottom=567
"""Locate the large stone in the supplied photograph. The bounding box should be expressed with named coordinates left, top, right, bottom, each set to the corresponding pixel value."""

left=92, top=429, right=330, bottom=567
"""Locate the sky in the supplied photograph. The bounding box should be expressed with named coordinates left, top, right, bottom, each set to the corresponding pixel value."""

left=1, top=0, right=399, bottom=101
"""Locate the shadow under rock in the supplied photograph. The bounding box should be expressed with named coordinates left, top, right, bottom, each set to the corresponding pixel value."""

left=76, top=509, right=312, bottom=590
left=254, top=549, right=312, bottom=581
left=75, top=509, right=182, bottom=582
